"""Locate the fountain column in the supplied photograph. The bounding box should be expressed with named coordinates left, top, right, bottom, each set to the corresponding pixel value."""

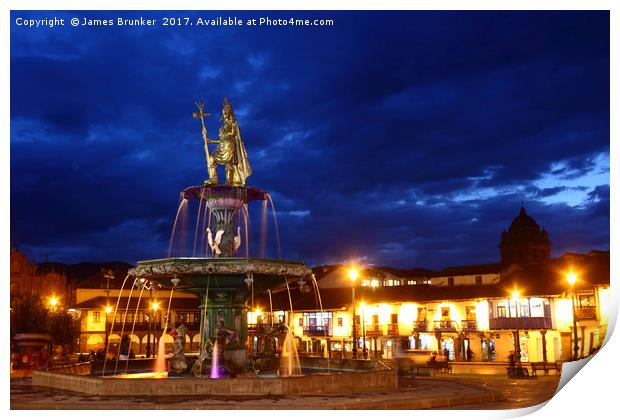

left=208, top=197, right=243, bottom=257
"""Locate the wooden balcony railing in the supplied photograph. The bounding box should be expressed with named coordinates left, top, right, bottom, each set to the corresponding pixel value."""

left=489, top=317, right=552, bottom=330
left=355, top=325, right=382, bottom=337
left=387, top=323, right=400, bottom=336
left=461, top=320, right=478, bottom=331
left=303, top=325, right=332, bottom=337
left=247, top=324, right=265, bottom=334
left=365, top=324, right=382, bottom=337
left=433, top=320, right=458, bottom=332
left=574, top=306, right=598, bottom=320
left=413, top=320, right=429, bottom=332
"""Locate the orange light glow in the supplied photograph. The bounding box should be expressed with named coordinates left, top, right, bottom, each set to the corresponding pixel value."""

left=348, top=267, right=359, bottom=282
left=566, top=272, right=578, bottom=286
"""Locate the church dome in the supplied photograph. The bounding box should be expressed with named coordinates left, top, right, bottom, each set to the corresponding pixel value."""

left=509, top=207, right=540, bottom=233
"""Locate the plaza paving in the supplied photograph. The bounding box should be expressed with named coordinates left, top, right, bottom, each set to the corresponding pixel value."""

left=10, top=372, right=561, bottom=410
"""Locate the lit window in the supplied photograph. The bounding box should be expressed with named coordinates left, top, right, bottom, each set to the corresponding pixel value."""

left=441, top=307, right=450, bottom=319
left=93, top=311, right=100, bottom=323
left=578, top=293, right=595, bottom=307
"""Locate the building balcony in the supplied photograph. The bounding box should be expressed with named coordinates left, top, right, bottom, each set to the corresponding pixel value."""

left=461, top=320, right=478, bottom=331
left=303, top=326, right=332, bottom=337
left=355, top=325, right=382, bottom=337
left=247, top=323, right=266, bottom=335
left=365, top=324, right=382, bottom=337
left=489, top=317, right=552, bottom=330
left=433, top=320, right=458, bottom=332
left=413, top=320, right=429, bottom=332
left=574, top=306, right=598, bottom=320
left=387, top=323, right=400, bottom=336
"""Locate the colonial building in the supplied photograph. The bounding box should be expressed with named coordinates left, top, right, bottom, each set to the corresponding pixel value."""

left=10, top=244, right=69, bottom=306
left=71, top=268, right=201, bottom=354
left=249, top=208, right=610, bottom=366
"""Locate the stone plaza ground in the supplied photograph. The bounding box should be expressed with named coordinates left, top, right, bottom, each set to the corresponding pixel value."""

left=10, top=372, right=561, bottom=410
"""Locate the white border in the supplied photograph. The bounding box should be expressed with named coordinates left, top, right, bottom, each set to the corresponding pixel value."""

left=2, top=1, right=617, bottom=420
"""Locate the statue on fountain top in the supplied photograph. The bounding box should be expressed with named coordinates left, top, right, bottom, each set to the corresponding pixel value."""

left=194, top=98, right=252, bottom=187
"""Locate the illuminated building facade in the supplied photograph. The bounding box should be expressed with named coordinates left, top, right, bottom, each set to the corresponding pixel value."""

left=250, top=208, right=609, bottom=365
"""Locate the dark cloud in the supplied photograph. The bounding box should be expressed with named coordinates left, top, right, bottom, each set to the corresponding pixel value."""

left=10, top=11, right=609, bottom=269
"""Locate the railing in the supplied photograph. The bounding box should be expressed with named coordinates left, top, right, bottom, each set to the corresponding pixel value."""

left=413, top=320, right=429, bottom=332
left=387, top=323, right=399, bottom=336
left=247, top=323, right=266, bottom=334
left=365, top=324, right=382, bottom=337
left=574, top=306, right=598, bottom=320
left=303, top=326, right=332, bottom=337
left=461, top=320, right=478, bottom=331
left=433, top=320, right=458, bottom=331
left=489, top=317, right=552, bottom=330
left=355, top=325, right=382, bottom=337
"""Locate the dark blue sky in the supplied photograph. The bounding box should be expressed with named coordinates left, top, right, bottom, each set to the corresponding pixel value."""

left=10, top=10, right=610, bottom=269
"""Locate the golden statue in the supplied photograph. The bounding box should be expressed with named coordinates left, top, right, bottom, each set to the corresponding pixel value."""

left=194, top=98, right=252, bottom=186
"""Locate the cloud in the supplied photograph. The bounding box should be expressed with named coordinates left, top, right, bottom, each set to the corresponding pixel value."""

left=10, top=11, right=610, bottom=268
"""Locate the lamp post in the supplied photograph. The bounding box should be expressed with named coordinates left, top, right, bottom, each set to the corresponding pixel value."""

left=104, top=305, right=112, bottom=355
left=567, top=273, right=579, bottom=361
left=102, top=270, right=114, bottom=357
left=152, top=301, right=160, bottom=355
left=348, top=268, right=359, bottom=359
left=147, top=287, right=153, bottom=358
left=361, top=303, right=367, bottom=359
left=512, top=290, right=523, bottom=370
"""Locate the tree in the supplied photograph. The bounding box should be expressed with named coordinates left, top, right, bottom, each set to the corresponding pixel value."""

left=10, top=292, right=50, bottom=335
left=10, top=292, right=80, bottom=350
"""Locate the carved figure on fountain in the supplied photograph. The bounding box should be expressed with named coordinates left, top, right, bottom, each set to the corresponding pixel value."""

left=168, top=323, right=189, bottom=376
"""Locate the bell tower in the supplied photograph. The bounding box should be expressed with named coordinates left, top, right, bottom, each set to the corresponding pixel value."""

left=500, top=207, right=551, bottom=266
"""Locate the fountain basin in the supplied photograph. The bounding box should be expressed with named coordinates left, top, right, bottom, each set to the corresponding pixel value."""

left=33, top=367, right=397, bottom=397
left=128, top=257, right=311, bottom=289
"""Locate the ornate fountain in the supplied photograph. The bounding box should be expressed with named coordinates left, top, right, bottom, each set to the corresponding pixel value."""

left=128, top=98, right=311, bottom=377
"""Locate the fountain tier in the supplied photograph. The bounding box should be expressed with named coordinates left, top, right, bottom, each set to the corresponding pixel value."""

left=129, top=257, right=310, bottom=375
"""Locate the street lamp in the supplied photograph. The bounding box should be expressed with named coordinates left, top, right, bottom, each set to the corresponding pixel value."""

left=146, top=287, right=153, bottom=358
left=104, top=305, right=112, bottom=355
left=348, top=267, right=359, bottom=359
left=512, top=290, right=523, bottom=370
left=151, top=301, right=160, bottom=354
left=567, top=272, right=579, bottom=361
left=102, top=270, right=114, bottom=357
left=48, top=296, right=59, bottom=311
left=360, top=302, right=367, bottom=359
